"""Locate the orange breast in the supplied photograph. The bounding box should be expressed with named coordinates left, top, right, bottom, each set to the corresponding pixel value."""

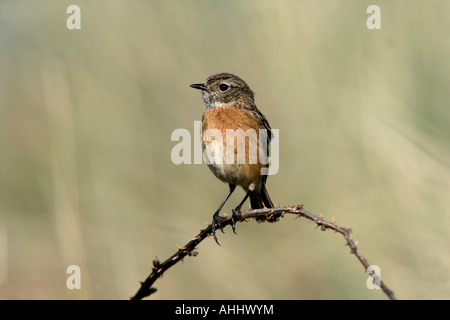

left=201, top=107, right=266, bottom=188
left=202, top=107, right=261, bottom=132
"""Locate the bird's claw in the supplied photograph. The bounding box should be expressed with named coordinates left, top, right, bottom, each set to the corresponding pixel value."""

left=231, top=209, right=241, bottom=234
left=211, top=214, right=225, bottom=245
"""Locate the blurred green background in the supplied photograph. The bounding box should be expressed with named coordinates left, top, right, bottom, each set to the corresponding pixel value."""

left=0, top=0, right=449, bottom=299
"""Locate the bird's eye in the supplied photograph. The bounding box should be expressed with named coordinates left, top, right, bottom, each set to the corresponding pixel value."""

left=219, top=84, right=229, bottom=92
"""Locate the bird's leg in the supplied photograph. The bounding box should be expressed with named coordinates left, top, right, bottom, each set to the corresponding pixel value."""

left=211, top=184, right=236, bottom=245
left=231, top=189, right=252, bottom=233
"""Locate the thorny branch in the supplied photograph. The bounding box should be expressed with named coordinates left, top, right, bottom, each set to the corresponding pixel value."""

left=131, top=205, right=396, bottom=300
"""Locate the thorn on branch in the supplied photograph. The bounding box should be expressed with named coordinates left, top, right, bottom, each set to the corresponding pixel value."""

left=188, top=251, right=199, bottom=257
left=131, top=204, right=396, bottom=301
left=153, top=257, right=161, bottom=269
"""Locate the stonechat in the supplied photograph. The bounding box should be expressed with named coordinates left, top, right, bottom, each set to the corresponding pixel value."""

left=190, top=73, right=279, bottom=244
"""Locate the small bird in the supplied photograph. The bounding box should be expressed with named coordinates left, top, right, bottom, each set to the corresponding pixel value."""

left=190, top=73, right=279, bottom=244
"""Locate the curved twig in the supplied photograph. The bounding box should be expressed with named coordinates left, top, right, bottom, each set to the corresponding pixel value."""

left=131, top=204, right=396, bottom=300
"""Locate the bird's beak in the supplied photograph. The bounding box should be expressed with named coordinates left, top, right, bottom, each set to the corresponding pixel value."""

left=190, top=83, right=208, bottom=91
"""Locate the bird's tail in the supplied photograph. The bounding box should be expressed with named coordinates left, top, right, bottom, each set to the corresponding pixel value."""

left=250, top=184, right=279, bottom=222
